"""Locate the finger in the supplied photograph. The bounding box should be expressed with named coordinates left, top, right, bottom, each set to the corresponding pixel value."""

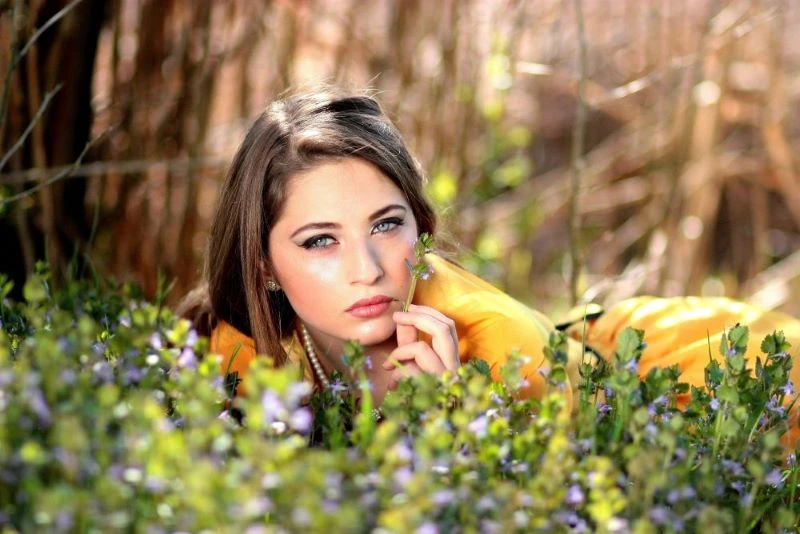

left=383, top=341, right=446, bottom=375
left=393, top=310, right=459, bottom=370
left=396, top=321, right=418, bottom=347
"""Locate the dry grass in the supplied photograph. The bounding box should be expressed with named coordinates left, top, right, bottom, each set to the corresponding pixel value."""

left=3, top=0, right=800, bottom=318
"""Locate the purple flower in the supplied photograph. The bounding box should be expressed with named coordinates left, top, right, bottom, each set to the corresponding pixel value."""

left=624, top=359, right=638, bottom=373
left=54, top=510, right=73, bottom=531
left=468, top=415, right=489, bottom=438
left=149, top=333, right=163, bottom=350
left=667, top=489, right=680, bottom=504
left=329, top=379, right=348, bottom=395
left=765, top=468, right=783, bottom=487
left=289, top=408, right=312, bottom=434
left=186, top=329, right=199, bottom=348
left=393, top=441, right=414, bottom=463
left=177, top=348, right=196, bottom=369
left=766, top=396, right=785, bottom=415
left=710, top=398, right=720, bottom=411
left=432, top=489, right=454, bottom=506
left=782, top=381, right=795, bottom=397
left=476, top=495, right=494, bottom=512
left=365, top=356, right=374, bottom=370
left=597, top=403, right=612, bottom=416
left=261, top=390, right=284, bottom=422
left=393, top=467, right=413, bottom=488
left=92, top=362, right=113, bottom=384
left=419, top=266, right=434, bottom=281
left=565, top=484, right=584, bottom=506
left=59, top=369, right=77, bottom=386
left=416, top=522, right=438, bottom=534
left=649, top=506, right=670, bottom=525
left=28, top=391, right=51, bottom=425
left=0, top=371, right=13, bottom=388
left=286, top=382, right=312, bottom=407
left=321, top=499, right=339, bottom=514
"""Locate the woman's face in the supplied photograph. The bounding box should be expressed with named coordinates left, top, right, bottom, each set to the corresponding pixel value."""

left=268, top=157, right=419, bottom=355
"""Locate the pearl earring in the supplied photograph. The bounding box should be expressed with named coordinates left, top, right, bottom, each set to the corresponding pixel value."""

left=267, top=280, right=281, bottom=292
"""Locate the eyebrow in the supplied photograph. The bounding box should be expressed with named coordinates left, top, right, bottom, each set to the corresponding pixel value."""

left=289, top=204, right=408, bottom=239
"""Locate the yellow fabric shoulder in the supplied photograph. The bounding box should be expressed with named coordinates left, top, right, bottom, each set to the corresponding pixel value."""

left=415, top=254, right=581, bottom=411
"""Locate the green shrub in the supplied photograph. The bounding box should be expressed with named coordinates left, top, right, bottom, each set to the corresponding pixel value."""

left=0, top=267, right=798, bottom=532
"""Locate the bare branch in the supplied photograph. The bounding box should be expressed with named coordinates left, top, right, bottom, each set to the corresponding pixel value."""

left=0, top=155, right=229, bottom=184
left=0, top=130, right=106, bottom=207
left=0, top=83, right=60, bottom=172
left=568, top=0, right=588, bottom=306
left=14, top=0, right=86, bottom=70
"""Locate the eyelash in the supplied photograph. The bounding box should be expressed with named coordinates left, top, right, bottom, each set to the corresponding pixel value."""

left=300, top=217, right=405, bottom=250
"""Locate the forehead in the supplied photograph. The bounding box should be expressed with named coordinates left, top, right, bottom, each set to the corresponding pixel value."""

left=281, top=158, right=408, bottom=217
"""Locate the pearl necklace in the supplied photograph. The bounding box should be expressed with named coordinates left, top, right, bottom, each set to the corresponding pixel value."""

left=300, top=323, right=381, bottom=420
left=301, top=323, right=331, bottom=389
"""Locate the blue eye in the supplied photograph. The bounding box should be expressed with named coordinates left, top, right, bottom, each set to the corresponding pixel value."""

left=373, top=217, right=404, bottom=234
left=302, top=235, right=335, bottom=249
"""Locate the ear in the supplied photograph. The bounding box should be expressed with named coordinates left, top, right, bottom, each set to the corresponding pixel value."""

left=258, top=258, right=274, bottom=285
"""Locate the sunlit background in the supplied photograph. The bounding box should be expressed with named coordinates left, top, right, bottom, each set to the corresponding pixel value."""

left=2, top=0, right=800, bottom=319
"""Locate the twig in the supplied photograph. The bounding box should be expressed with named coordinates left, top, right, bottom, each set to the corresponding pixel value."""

left=14, top=0, right=85, bottom=70
left=0, top=155, right=229, bottom=184
left=0, top=0, right=84, bottom=130
left=568, top=0, right=588, bottom=306
left=0, top=130, right=106, bottom=207
left=0, top=84, right=61, bottom=172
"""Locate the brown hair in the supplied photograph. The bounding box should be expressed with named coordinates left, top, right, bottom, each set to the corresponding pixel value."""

left=183, top=88, right=437, bottom=367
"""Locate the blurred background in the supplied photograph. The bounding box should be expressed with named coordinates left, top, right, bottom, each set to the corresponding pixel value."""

left=2, top=0, right=800, bottom=319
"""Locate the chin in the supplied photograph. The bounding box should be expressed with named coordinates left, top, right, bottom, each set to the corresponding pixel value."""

left=350, top=320, right=396, bottom=346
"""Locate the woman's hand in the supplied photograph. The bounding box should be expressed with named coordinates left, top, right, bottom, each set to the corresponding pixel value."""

left=382, top=304, right=459, bottom=389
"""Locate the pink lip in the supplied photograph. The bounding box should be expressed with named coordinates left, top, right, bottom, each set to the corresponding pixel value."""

left=346, top=295, right=394, bottom=318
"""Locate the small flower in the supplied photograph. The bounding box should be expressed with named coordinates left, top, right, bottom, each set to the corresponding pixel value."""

left=468, top=415, right=488, bottom=439
left=261, top=390, right=284, bottom=423
left=432, top=489, right=454, bottom=506
left=597, top=403, right=612, bottom=416
left=782, top=380, right=795, bottom=397
left=476, top=495, right=495, bottom=512
left=330, top=379, right=348, bottom=395
left=149, top=333, right=163, bottom=350
left=710, top=398, right=720, bottom=411
left=649, top=506, right=670, bottom=526
left=289, top=407, right=312, bottom=434
left=565, top=484, right=584, bottom=506
left=765, top=468, right=783, bottom=487
left=177, top=348, right=196, bottom=369
left=393, top=466, right=413, bottom=488
left=766, top=396, right=785, bottom=416
left=286, top=382, right=312, bottom=408
left=186, top=329, right=199, bottom=348
left=416, top=522, right=438, bottom=534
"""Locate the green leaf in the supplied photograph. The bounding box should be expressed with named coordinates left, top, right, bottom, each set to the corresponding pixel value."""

left=615, top=327, right=644, bottom=362
left=717, top=385, right=739, bottom=404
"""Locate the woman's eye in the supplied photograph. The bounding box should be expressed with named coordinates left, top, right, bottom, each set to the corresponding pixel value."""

left=373, top=218, right=403, bottom=234
left=302, top=235, right=335, bottom=249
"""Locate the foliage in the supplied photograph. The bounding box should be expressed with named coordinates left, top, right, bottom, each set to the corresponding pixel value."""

left=0, top=271, right=798, bottom=532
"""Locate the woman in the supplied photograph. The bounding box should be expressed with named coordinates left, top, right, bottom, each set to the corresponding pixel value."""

left=189, top=88, right=800, bottom=428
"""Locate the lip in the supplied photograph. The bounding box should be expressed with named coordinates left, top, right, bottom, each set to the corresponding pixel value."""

left=346, top=295, right=395, bottom=318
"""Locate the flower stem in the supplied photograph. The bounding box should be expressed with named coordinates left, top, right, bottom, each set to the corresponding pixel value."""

left=403, top=277, right=417, bottom=312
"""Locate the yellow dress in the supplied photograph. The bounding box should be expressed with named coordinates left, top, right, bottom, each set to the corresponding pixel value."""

left=211, top=254, right=800, bottom=440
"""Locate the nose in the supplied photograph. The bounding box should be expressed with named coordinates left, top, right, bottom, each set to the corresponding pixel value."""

left=346, top=239, right=385, bottom=285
